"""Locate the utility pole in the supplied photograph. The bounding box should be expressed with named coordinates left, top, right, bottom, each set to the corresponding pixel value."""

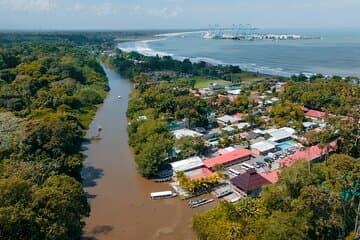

left=355, top=200, right=360, bottom=239
left=307, top=147, right=311, bottom=174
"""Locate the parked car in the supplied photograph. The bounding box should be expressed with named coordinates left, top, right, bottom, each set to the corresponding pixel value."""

left=264, top=157, right=273, bottom=163
left=194, top=127, right=206, bottom=134
left=256, top=161, right=265, bottom=168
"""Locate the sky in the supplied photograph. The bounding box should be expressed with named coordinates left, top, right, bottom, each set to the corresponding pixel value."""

left=1, top=0, right=360, bottom=30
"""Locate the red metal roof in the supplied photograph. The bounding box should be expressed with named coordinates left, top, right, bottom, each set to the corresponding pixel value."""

left=240, top=132, right=249, bottom=139
left=218, top=148, right=230, bottom=155
left=203, top=148, right=252, bottom=168
left=305, top=109, right=326, bottom=119
left=231, top=168, right=271, bottom=193
left=259, top=170, right=280, bottom=184
left=186, top=167, right=214, bottom=180
left=251, top=149, right=261, bottom=156
left=278, top=142, right=335, bottom=167
left=233, top=112, right=246, bottom=119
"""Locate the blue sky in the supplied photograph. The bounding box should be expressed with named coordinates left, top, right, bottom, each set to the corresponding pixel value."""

left=1, top=0, right=359, bottom=30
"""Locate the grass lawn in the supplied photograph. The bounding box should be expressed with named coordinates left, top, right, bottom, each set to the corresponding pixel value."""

left=183, top=77, right=231, bottom=88
left=227, top=73, right=265, bottom=83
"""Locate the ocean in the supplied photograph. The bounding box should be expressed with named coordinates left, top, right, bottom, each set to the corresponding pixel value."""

left=118, top=28, right=360, bottom=77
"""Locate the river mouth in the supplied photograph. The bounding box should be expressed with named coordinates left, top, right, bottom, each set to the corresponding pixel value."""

left=81, top=65, right=215, bottom=240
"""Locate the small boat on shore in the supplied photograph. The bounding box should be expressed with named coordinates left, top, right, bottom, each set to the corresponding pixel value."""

left=215, top=189, right=233, bottom=198
left=153, top=176, right=172, bottom=183
left=188, top=198, right=214, bottom=208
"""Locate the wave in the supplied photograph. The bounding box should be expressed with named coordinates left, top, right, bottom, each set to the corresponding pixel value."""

left=117, top=40, right=301, bottom=77
left=154, top=31, right=205, bottom=37
left=118, top=39, right=172, bottom=57
left=141, top=38, right=167, bottom=43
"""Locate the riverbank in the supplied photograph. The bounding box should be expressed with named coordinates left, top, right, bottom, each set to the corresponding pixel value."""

left=81, top=65, right=215, bottom=240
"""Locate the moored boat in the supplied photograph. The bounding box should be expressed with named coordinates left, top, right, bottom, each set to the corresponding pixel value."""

left=150, top=191, right=177, bottom=200
left=188, top=198, right=214, bottom=208
left=215, top=189, right=233, bottom=198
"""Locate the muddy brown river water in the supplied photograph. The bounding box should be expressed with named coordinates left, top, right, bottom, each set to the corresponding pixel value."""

left=81, top=66, right=215, bottom=240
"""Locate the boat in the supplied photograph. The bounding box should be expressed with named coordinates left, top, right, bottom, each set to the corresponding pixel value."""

left=153, top=176, right=172, bottom=183
left=117, top=95, right=122, bottom=99
left=215, top=189, right=233, bottom=198
left=188, top=198, right=214, bottom=208
left=150, top=191, right=177, bottom=200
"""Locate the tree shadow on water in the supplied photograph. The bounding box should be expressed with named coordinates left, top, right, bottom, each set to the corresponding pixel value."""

left=84, top=192, right=97, bottom=199
left=82, top=237, right=97, bottom=240
left=81, top=165, right=104, bottom=188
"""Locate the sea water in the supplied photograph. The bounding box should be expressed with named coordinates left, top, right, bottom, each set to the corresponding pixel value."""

left=118, top=28, right=360, bottom=77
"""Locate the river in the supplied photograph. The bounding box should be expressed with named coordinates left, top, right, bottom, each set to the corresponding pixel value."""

left=81, top=65, right=215, bottom=240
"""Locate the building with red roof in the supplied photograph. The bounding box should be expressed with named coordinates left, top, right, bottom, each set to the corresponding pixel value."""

left=230, top=168, right=272, bottom=196
left=233, top=112, right=246, bottom=120
left=217, top=146, right=236, bottom=155
left=304, top=109, right=326, bottom=121
left=203, top=148, right=252, bottom=169
left=278, top=142, right=335, bottom=167
left=185, top=167, right=215, bottom=180
left=259, top=170, right=280, bottom=184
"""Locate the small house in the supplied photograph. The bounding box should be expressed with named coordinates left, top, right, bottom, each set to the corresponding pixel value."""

left=230, top=168, right=272, bottom=196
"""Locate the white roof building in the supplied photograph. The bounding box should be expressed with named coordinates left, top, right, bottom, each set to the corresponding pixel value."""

left=222, top=125, right=235, bottom=134
left=303, top=122, right=317, bottom=129
left=227, top=89, right=241, bottom=95
left=137, top=115, right=148, bottom=121
left=253, top=129, right=265, bottom=134
left=224, top=146, right=236, bottom=152
left=170, top=156, right=204, bottom=172
left=217, top=115, right=240, bottom=125
left=270, top=97, right=280, bottom=102
left=251, top=140, right=276, bottom=153
left=172, top=128, right=203, bottom=140
left=233, top=122, right=250, bottom=129
left=264, top=127, right=296, bottom=142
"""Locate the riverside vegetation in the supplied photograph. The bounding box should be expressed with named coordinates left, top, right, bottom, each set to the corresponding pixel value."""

left=0, top=39, right=109, bottom=239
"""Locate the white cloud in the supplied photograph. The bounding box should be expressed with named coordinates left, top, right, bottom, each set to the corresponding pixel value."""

left=132, top=5, right=183, bottom=18
left=71, top=3, right=83, bottom=12
left=0, top=0, right=57, bottom=12
left=93, top=2, right=114, bottom=17
left=69, top=2, right=118, bottom=16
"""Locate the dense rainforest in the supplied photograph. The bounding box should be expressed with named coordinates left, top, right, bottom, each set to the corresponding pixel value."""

left=0, top=40, right=109, bottom=239
left=282, top=79, right=360, bottom=116
left=110, top=48, right=242, bottom=80
left=0, top=30, right=179, bottom=53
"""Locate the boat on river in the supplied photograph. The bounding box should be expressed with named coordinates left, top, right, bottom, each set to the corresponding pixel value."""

left=215, top=189, right=233, bottom=198
left=150, top=191, right=177, bottom=200
left=188, top=198, right=214, bottom=208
